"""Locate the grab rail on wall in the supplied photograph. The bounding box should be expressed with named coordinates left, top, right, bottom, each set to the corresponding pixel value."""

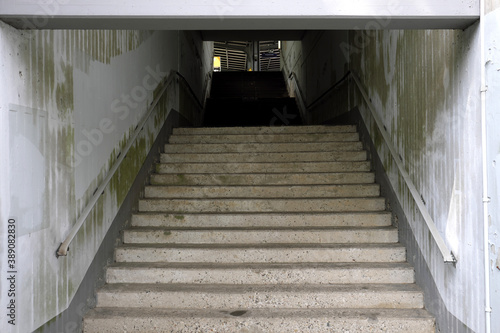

left=286, top=69, right=457, bottom=264
left=56, top=70, right=208, bottom=257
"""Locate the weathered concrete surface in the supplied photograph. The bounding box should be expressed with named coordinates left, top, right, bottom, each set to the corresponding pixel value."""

left=115, top=243, right=406, bottom=263
left=151, top=172, right=376, bottom=186
left=123, top=226, right=397, bottom=244
left=106, top=262, right=416, bottom=285
left=85, top=126, right=433, bottom=331
left=157, top=161, right=371, bottom=174
left=161, top=151, right=367, bottom=163
left=84, top=308, right=435, bottom=333
left=164, top=141, right=364, bottom=153
left=96, top=283, right=424, bottom=309
left=138, top=197, right=386, bottom=213
left=131, top=212, right=392, bottom=228
left=144, top=184, right=380, bottom=198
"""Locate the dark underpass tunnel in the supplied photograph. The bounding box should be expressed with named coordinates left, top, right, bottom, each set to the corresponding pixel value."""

left=202, top=70, right=303, bottom=127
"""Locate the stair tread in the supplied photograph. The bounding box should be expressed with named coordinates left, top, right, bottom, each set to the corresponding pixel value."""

left=118, top=242, right=404, bottom=249
left=108, top=262, right=414, bottom=269
left=138, top=197, right=386, bottom=214
left=150, top=172, right=376, bottom=186
left=131, top=211, right=392, bottom=228
left=139, top=197, right=384, bottom=201
left=164, top=142, right=365, bottom=153
left=125, top=226, right=396, bottom=231
left=132, top=211, right=390, bottom=217
left=173, top=125, right=357, bottom=135
left=98, top=283, right=423, bottom=293
left=168, top=133, right=360, bottom=144
left=86, top=307, right=434, bottom=319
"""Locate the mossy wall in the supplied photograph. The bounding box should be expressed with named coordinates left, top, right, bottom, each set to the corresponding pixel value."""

left=349, top=27, right=484, bottom=332
left=281, top=21, right=491, bottom=333
left=0, top=23, right=212, bottom=332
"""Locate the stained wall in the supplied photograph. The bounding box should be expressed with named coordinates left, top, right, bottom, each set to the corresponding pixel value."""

left=0, top=24, right=213, bottom=332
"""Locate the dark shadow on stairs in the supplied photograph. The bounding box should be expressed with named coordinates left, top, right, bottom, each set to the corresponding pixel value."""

left=203, top=71, right=303, bottom=127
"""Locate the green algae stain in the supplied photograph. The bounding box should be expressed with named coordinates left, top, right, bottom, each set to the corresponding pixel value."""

left=55, top=62, right=74, bottom=118
left=176, top=174, right=188, bottom=185
left=174, top=215, right=185, bottom=221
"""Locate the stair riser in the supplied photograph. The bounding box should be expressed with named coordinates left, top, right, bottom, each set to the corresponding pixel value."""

left=97, top=290, right=423, bottom=309
left=115, top=247, right=406, bottom=263
left=84, top=314, right=435, bottom=333
left=138, top=198, right=386, bottom=213
left=123, top=229, right=398, bottom=245
left=150, top=172, right=375, bottom=186
left=144, top=184, right=380, bottom=199
left=173, top=125, right=357, bottom=135
left=161, top=151, right=367, bottom=163
left=131, top=212, right=392, bottom=228
left=169, top=133, right=360, bottom=144
left=156, top=161, right=371, bottom=174
left=107, top=267, right=415, bottom=284
left=164, top=142, right=363, bottom=153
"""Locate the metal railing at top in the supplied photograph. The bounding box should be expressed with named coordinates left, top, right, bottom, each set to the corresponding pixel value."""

left=287, top=69, right=457, bottom=264
left=56, top=70, right=209, bottom=258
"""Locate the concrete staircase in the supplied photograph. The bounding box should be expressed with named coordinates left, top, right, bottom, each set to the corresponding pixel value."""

left=84, top=125, right=435, bottom=332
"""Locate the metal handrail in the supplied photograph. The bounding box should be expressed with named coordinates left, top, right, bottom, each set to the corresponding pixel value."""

left=306, top=71, right=351, bottom=111
left=350, top=71, right=456, bottom=264
left=177, top=71, right=212, bottom=112
left=56, top=70, right=196, bottom=257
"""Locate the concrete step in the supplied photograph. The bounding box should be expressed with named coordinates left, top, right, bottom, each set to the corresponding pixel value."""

left=115, top=243, right=406, bottom=263
left=131, top=212, right=392, bottom=228
left=168, top=132, right=360, bottom=144
left=144, top=184, right=380, bottom=199
left=84, top=308, right=435, bottom=333
left=106, top=262, right=416, bottom=284
left=150, top=172, right=376, bottom=186
left=138, top=197, right=386, bottom=213
left=123, top=227, right=398, bottom=245
left=161, top=150, right=367, bottom=163
left=173, top=125, right=357, bottom=135
left=164, top=141, right=363, bottom=153
left=96, top=283, right=424, bottom=309
left=156, top=161, right=371, bottom=174
left=139, top=197, right=385, bottom=214
left=87, top=307, right=435, bottom=333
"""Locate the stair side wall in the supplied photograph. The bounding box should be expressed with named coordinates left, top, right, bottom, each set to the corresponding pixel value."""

left=0, top=24, right=212, bottom=333
left=348, top=27, right=484, bottom=333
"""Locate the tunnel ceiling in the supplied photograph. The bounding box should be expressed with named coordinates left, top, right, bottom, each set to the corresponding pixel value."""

left=0, top=0, right=479, bottom=30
